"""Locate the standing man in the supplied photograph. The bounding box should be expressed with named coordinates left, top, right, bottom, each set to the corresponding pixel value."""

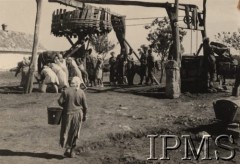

left=232, top=66, right=240, bottom=96
left=86, top=49, right=96, bottom=87
left=138, top=49, right=148, bottom=85
left=126, top=49, right=135, bottom=85
left=116, top=53, right=125, bottom=84
left=146, top=49, right=155, bottom=85
left=202, top=37, right=229, bottom=91
left=109, top=52, right=117, bottom=85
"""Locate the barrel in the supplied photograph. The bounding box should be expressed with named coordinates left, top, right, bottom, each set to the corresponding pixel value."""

left=47, top=107, right=63, bottom=125
left=213, top=100, right=239, bottom=124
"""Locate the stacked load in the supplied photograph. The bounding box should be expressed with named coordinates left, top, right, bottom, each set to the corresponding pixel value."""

left=51, top=5, right=112, bottom=37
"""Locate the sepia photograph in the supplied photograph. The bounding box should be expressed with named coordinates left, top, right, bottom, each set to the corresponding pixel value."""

left=0, top=0, right=239, bottom=163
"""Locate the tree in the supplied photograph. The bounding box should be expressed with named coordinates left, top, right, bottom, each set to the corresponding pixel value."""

left=215, top=29, right=240, bottom=54
left=89, top=34, right=115, bottom=58
left=145, top=17, right=186, bottom=82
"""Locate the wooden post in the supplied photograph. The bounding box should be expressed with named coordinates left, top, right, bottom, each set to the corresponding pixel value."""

left=174, top=0, right=180, bottom=66
left=25, top=0, right=43, bottom=94
left=201, top=0, right=207, bottom=38
left=201, top=0, right=208, bottom=91
left=164, top=0, right=181, bottom=98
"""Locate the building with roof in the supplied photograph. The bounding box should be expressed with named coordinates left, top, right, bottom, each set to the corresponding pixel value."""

left=0, top=24, right=46, bottom=70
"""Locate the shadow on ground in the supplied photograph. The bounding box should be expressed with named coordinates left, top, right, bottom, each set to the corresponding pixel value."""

left=185, top=121, right=227, bottom=136
left=87, top=85, right=167, bottom=99
left=185, top=121, right=240, bottom=139
left=0, top=149, right=64, bottom=160
left=0, top=85, right=39, bottom=94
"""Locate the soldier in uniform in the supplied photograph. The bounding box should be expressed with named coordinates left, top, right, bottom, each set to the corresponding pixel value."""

left=138, top=49, right=148, bottom=85
left=125, top=49, right=135, bottom=85
left=116, top=53, right=125, bottom=85
left=146, top=49, right=155, bottom=85
left=202, top=37, right=229, bottom=91
left=109, top=52, right=117, bottom=85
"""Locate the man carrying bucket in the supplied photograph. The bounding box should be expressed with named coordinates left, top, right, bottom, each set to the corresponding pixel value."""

left=58, top=76, right=88, bottom=158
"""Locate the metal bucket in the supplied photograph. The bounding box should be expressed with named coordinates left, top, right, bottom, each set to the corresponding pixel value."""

left=213, top=100, right=239, bottom=124
left=47, top=107, right=62, bottom=125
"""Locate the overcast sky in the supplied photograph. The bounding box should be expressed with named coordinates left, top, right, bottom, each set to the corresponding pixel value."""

left=0, top=0, right=239, bottom=55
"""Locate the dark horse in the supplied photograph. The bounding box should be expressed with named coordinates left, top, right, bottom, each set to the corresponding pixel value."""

left=127, top=61, right=160, bottom=85
left=211, top=42, right=238, bottom=86
left=37, top=51, right=59, bottom=74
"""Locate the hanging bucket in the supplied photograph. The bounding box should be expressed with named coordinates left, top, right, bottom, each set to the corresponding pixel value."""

left=213, top=100, right=239, bottom=124
left=47, top=107, right=63, bottom=125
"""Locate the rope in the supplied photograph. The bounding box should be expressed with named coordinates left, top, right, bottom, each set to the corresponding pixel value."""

left=196, top=30, right=198, bottom=55
left=190, top=26, right=193, bottom=55
left=125, top=15, right=185, bottom=21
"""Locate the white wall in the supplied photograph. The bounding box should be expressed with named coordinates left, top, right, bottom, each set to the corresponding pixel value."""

left=0, top=53, right=31, bottom=71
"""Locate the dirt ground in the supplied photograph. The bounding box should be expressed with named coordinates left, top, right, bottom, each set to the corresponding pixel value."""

left=0, top=71, right=239, bottom=164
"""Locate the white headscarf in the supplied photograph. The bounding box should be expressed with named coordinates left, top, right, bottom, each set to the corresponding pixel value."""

left=70, top=76, right=83, bottom=89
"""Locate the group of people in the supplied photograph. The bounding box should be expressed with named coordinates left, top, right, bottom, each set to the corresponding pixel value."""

left=108, top=48, right=156, bottom=86
left=12, top=47, right=107, bottom=92
left=37, top=49, right=106, bottom=92
left=38, top=53, right=83, bottom=93
left=85, top=49, right=104, bottom=87
left=14, top=37, right=234, bottom=93
left=13, top=47, right=158, bottom=91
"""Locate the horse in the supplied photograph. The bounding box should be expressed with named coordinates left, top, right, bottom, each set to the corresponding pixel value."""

left=126, top=60, right=161, bottom=85
left=37, top=51, right=59, bottom=74
left=211, top=42, right=239, bottom=86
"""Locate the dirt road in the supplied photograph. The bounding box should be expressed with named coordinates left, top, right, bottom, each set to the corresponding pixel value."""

left=0, top=72, right=239, bottom=164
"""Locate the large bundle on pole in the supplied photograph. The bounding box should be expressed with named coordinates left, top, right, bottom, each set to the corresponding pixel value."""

left=51, top=5, right=112, bottom=37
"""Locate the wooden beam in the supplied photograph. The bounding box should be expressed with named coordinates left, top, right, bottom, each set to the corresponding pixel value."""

left=123, top=38, right=140, bottom=61
left=25, top=0, right=43, bottom=94
left=65, top=46, right=82, bottom=58
left=65, top=35, right=74, bottom=46
left=49, top=0, right=168, bottom=8
left=49, top=0, right=197, bottom=9
left=49, top=0, right=84, bottom=8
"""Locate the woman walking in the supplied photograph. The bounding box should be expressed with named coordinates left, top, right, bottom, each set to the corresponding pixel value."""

left=58, top=76, right=88, bottom=158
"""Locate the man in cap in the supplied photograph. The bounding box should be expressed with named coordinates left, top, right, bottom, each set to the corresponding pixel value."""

left=202, top=37, right=229, bottom=92
left=138, top=48, right=148, bottom=85
left=109, top=51, right=117, bottom=85
left=146, top=49, right=155, bottom=85
left=125, top=49, right=135, bottom=85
